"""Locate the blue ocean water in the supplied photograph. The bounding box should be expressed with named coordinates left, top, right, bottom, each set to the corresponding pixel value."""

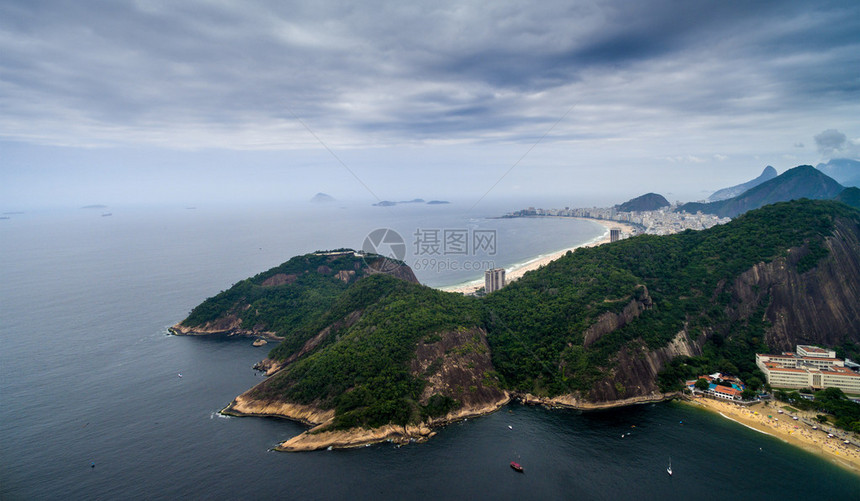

left=1, top=203, right=858, bottom=500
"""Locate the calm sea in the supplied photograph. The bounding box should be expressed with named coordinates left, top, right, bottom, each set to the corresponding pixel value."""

left=1, top=203, right=858, bottom=500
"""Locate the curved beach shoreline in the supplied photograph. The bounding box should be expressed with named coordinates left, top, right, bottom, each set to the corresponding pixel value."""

left=684, top=397, right=860, bottom=475
left=439, top=218, right=636, bottom=294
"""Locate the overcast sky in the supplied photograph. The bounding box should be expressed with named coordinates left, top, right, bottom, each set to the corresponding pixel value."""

left=2, top=0, right=859, bottom=209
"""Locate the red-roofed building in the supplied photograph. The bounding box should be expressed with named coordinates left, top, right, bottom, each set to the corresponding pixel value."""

left=711, top=385, right=742, bottom=400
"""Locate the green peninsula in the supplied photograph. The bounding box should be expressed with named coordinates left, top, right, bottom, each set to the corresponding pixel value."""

left=173, top=200, right=860, bottom=450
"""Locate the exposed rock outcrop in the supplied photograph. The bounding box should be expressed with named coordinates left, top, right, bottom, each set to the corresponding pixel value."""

left=411, top=327, right=508, bottom=412
left=280, top=310, right=363, bottom=365
left=733, top=217, right=860, bottom=350
left=583, top=286, right=652, bottom=348
left=223, top=394, right=335, bottom=425
left=169, top=315, right=282, bottom=340
left=276, top=423, right=436, bottom=452
left=588, top=329, right=706, bottom=402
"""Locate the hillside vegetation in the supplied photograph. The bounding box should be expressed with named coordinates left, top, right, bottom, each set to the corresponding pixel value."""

left=177, top=200, right=860, bottom=433
left=484, top=200, right=858, bottom=397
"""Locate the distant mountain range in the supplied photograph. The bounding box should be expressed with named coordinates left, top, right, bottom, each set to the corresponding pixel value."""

left=816, top=158, right=860, bottom=188
left=615, top=193, right=670, bottom=212
left=708, top=166, right=777, bottom=202
left=680, top=165, right=846, bottom=218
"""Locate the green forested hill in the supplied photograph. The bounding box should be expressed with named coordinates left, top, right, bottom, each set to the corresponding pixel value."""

left=251, top=274, right=483, bottom=429
left=483, top=200, right=859, bottom=397
left=179, top=200, right=860, bottom=431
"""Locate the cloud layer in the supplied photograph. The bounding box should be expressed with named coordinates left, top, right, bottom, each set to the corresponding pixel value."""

left=1, top=1, right=859, bottom=207
left=2, top=0, right=859, bottom=151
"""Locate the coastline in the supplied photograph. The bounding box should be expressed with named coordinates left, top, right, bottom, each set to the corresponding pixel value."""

left=439, top=218, right=636, bottom=295
left=683, top=396, right=860, bottom=475
left=230, top=390, right=682, bottom=452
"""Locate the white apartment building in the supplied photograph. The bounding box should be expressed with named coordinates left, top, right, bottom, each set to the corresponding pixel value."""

left=756, top=345, right=860, bottom=394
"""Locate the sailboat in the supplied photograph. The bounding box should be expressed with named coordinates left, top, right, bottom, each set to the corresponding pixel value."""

left=667, top=457, right=673, bottom=476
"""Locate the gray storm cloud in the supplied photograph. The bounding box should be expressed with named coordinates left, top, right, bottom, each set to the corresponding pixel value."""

left=815, top=129, right=860, bottom=159
left=1, top=1, right=859, bottom=208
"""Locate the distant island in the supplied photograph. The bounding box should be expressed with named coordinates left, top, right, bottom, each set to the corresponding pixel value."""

left=372, top=198, right=449, bottom=207
left=173, top=199, right=860, bottom=452
left=81, top=204, right=108, bottom=209
left=310, top=193, right=336, bottom=203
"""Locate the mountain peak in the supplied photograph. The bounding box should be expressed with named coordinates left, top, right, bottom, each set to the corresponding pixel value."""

left=708, top=165, right=779, bottom=202
left=615, top=193, right=670, bottom=212
left=682, top=165, right=845, bottom=218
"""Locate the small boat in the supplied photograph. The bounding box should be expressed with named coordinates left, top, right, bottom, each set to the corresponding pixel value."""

left=667, top=458, right=673, bottom=476
left=510, top=461, right=524, bottom=472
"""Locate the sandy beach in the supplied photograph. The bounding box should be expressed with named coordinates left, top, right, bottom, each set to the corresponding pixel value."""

left=685, top=396, right=860, bottom=474
left=439, top=218, right=636, bottom=295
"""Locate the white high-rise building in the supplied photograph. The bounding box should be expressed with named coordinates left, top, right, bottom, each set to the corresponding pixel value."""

left=485, top=268, right=506, bottom=293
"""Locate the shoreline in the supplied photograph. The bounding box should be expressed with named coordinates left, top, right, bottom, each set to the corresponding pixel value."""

left=682, top=396, right=860, bottom=475
left=439, top=218, right=636, bottom=295
left=227, top=390, right=679, bottom=452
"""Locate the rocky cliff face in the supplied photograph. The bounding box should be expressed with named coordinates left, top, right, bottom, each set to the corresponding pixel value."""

left=733, top=216, right=860, bottom=350
left=588, top=329, right=706, bottom=402
left=583, top=286, right=653, bottom=348
left=410, top=327, right=508, bottom=421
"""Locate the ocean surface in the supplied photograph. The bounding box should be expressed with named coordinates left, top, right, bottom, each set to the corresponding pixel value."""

left=2, top=203, right=859, bottom=500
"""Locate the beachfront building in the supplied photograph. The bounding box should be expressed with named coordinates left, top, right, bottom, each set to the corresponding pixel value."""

left=685, top=373, right=745, bottom=401
left=756, top=345, right=860, bottom=394
left=610, top=228, right=621, bottom=242
left=485, top=268, right=506, bottom=294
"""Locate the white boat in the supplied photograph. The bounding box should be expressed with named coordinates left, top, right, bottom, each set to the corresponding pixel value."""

left=667, top=457, right=673, bottom=476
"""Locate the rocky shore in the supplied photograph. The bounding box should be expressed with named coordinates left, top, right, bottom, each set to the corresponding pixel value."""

left=222, top=389, right=688, bottom=452
left=169, top=321, right=283, bottom=341
left=224, top=391, right=513, bottom=452
left=514, top=391, right=680, bottom=410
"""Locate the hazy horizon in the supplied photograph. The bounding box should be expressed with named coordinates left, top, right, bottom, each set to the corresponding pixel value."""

left=2, top=1, right=859, bottom=210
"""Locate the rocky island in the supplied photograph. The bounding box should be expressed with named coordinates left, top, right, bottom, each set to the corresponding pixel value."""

left=173, top=200, right=860, bottom=451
